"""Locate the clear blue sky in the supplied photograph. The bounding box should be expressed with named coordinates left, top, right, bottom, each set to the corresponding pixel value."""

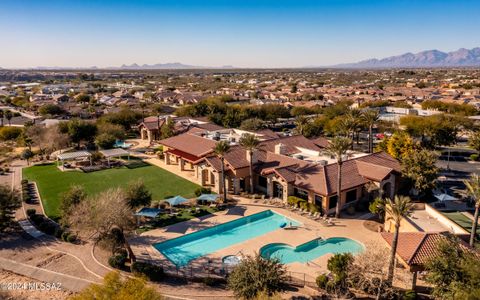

left=1, top=0, right=479, bottom=68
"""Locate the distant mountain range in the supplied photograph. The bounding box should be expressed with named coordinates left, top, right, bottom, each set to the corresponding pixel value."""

left=334, top=47, right=480, bottom=68
left=117, top=62, right=204, bottom=69
left=2, top=63, right=235, bottom=70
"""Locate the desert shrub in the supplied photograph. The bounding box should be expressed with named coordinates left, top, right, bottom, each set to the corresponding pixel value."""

left=227, top=254, right=286, bottom=299
left=26, top=208, right=36, bottom=217
left=316, top=274, right=329, bottom=289
left=470, top=154, right=479, bottom=161
left=61, top=231, right=71, bottom=241
left=108, top=254, right=127, bottom=269
left=38, top=221, right=57, bottom=235
left=403, top=290, right=417, bottom=300
left=131, top=262, right=164, bottom=282
left=54, top=226, right=64, bottom=238
left=66, top=234, right=77, bottom=243
left=202, top=276, right=218, bottom=286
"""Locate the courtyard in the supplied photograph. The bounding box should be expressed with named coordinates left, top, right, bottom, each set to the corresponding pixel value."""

left=22, top=162, right=201, bottom=219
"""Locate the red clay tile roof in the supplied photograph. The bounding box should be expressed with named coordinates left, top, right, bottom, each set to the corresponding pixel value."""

left=165, top=149, right=203, bottom=163
left=380, top=232, right=476, bottom=267
left=356, top=160, right=393, bottom=181
left=258, top=135, right=322, bottom=155
left=256, top=129, right=281, bottom=140
left=159, top=133, right=216, bottom=157
left=140, top=119, right=164, bottom=130
left=311, top=137, right=330, bottom=148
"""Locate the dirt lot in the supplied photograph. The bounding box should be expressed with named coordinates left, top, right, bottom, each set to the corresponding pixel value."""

left=0, top=269, right=73, bottom=300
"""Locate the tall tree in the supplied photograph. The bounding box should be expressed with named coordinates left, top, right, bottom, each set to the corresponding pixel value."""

left=294, top=115, right=310, bottom=136
left=464, top=174, right=480, bottom=247
left=362, top=109, right=380, bottom=153
left=402, top=149, right=438, bottom=196
left=382, top=195, right=414, bottom=284
left=214, top=141, right=231, bottom=203
left=4, top=110, right=12, bottom=126
left=325, top=137, right=351, bottom=218
left=239, top=133, right=260, bottom=194
left=0, top=185, right=21, bottom=232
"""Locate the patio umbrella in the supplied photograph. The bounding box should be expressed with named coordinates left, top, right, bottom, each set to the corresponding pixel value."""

left=197, top=194, right=219, bottom=202
left=434, top=193, right=457, bottom=202
left=134, top=207, right=162, bottom=218
left=165, top=195, right=188, bottom=206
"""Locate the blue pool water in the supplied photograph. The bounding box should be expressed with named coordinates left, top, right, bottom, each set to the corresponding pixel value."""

left=153, top=210, right=299, bottom=267
left=260, top=237, right=363, bottom=264
left=114, top=140, right=132, bottom=148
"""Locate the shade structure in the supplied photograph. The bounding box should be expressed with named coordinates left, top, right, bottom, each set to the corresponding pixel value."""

left=134, top=207, right=162, bottom=218
left=99, top=148, right=129, bottom=158
left=197, top=194, right=219, bottom=202
left=165, top=195, right=188, bottom=206
left=56, top=151, right=91, bottom=161
left=434, top=193, right=457, bottom=202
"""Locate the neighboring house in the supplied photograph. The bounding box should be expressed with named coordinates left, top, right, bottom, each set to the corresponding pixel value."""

left=159, top=132, right=401, bottom=214
left=138, top=116, right=224, bottom=143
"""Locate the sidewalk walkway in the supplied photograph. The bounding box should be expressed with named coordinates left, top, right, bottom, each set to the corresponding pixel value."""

left=17, top=220, right=44, bottom=238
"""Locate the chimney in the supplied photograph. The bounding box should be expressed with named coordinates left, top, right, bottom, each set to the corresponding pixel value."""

left=274, top=143, right=286, bottom=155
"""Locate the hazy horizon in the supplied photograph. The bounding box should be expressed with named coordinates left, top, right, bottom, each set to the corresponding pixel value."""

left=1, top=0, right=479, bottom=69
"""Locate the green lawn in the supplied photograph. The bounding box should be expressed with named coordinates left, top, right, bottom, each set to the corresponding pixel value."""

left=23, top=163, right=200, bottom=219
left=442, top=212, right=479, bottom=236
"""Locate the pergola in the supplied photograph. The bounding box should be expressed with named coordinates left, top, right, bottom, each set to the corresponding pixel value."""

left=99, top=148, right=130, bottom=166
left=56, top=151, right=92, bottom=169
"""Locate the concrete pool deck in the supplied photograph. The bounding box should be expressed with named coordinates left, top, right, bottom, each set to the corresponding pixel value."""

left=128, top=198, right=383, bottom=279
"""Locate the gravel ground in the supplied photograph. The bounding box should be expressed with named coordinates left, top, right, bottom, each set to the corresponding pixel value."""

left=0, top=269, right=73, bottom=300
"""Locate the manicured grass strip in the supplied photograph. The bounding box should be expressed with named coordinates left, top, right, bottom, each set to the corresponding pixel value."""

left=442, top=212, right=479, bottom=235
left=23, top=163, right=200, bottom=219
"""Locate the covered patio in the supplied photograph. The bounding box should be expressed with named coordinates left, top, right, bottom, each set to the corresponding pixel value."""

left=56, top=151, right=92, bottom=170
left=99, top=148, right=130, bottom=167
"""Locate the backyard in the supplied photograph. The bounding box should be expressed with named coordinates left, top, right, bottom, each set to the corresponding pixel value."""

left=442, top=211, right=480, bottom=237
left=22, top=162, right=201, bottom=219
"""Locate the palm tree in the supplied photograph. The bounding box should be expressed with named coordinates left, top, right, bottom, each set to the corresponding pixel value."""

left=214, top=140, right=231, bottom=203
left=464, top=174, right=480, bottom=247
left=382, top=195, right=414, bottom=284
left=362, top=110, right=380, bottom=153
left=325, top=136, right=351, bottom=218
left=294, top=115, right=310, bottom=136
left=239, top=133, right=260, bottom=194
left=4, top=110, right=12, bottom=126
left=0, top=109, right=4, bottom=126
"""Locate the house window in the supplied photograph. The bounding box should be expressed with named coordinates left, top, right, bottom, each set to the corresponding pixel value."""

left=258, top=176, right=267, bottom=188
left=346, top=189, right=357, bottom=203
left=329, top=195, right=338, bottom=209
left=314, top=195, right=324, bottom=214
left=294, top=188, right=308, bottom=200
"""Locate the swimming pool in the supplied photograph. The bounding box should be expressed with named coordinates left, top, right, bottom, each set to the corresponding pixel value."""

left=114, top=140, right=132, bottom=149
left=153, top=210, right=300, bottom=267
left=260, top=237, right=363, bottom=264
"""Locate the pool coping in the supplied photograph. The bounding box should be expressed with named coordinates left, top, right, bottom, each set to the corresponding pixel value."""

left=150, top=209, right=302, bottom=268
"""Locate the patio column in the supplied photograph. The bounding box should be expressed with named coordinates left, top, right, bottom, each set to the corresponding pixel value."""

left=232, top=178, right=240, bottom=194
left=266, top=177, right=273, bottom=197
left=411, top=271, right=417, bottom=290
left=164, top=152, right=170, bottom=165
left=179, top=159, right=185, bottom=171
left=214, top=172, right=221, bottom=193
